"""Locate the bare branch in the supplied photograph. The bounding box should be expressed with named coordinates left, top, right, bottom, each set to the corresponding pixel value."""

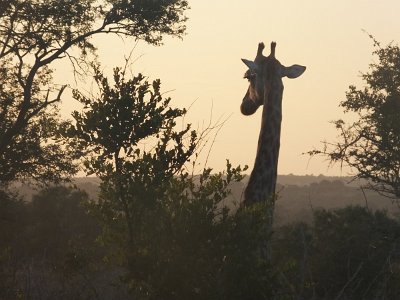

left=27, top=85, right=67, bottom=120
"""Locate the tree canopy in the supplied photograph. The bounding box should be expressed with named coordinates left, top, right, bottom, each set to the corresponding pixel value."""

left=0, top=0, right=189, bottom=185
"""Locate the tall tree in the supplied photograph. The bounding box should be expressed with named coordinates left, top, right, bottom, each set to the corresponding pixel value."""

left=309, top=37, right=400, bottom=199
left=0, top=0, right=189, bottom=185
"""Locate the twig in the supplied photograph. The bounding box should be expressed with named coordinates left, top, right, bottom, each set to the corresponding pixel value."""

left=360, top=185, right=370, bottom=212
left=334, top=263, right=363, bottom=300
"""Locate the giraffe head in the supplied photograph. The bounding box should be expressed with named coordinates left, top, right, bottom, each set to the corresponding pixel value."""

left=240, top=42, right=306, bottom=115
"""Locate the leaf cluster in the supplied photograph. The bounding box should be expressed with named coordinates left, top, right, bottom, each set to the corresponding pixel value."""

left=67, top=65, right=196, bottom=180
left=105, top=0, right=189, bottom=44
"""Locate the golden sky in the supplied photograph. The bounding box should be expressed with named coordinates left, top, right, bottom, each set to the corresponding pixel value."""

left=57, top=0, right=400, bottom=176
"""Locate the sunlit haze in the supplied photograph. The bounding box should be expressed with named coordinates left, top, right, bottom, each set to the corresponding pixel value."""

left=55, top=0, right=400, bottom=176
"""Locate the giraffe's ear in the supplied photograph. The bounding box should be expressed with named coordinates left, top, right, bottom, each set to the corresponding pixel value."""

left=282, top=65, right=306, bottom=78
left=241, top=59, right=258, bottom=72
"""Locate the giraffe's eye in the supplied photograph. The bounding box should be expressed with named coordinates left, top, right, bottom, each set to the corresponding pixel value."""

left=244, top=71, right=256, bottom=81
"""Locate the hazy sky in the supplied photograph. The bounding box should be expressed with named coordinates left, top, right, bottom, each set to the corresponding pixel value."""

left=58, top=0, right=400, bottom=176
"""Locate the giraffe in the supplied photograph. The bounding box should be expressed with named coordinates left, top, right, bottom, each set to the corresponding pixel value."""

left=240, top=42, right=305, bottom=223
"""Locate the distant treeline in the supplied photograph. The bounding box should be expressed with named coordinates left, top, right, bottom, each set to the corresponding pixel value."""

left=12, top=175, right=400, bottom=227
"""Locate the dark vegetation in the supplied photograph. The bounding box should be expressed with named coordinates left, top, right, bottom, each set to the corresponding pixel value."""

left=1, top=1, right=400, bottom=299
left=2, top=177, right=400, bottom=299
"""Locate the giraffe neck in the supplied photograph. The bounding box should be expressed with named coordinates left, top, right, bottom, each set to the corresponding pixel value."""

left=244, top=77, right=283, bottom=205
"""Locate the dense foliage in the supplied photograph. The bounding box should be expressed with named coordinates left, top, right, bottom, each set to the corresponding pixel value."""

left=2, top=185, right=400, bottom=299
left=274, top=206, right=400, bottom=300
left=0, top=187, right=105, bottom=299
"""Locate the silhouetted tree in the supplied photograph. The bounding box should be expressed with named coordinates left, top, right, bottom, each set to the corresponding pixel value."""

left=310, top=37, right=400, bottom=200
left=0, top=0, right=189, bottom=185
left=66, top=64, right=198, bottom=247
